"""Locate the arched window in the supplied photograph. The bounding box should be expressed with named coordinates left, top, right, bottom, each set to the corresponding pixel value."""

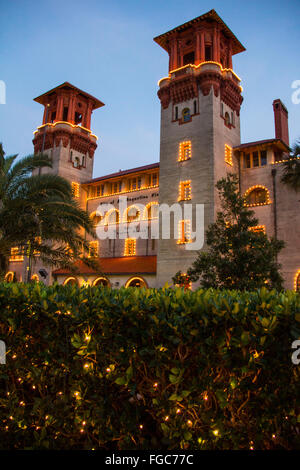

left=105, top=209, right=120, bottom=225
left=31, top=274, right=39, bottom=282
left=124, top=205, right=140, bottom=223
left=244, top=186, right=270, bottom=206
left=224, top=112, right=230, bottom=126
left=182, top=108, right=191, bottom=122
left=125, top=277, right=148, bottom=288
left=143, top=202, right=158, bottom=220
left=63, top=277, right=78, bottom=286
left=93, top=277, right=110, bottom=287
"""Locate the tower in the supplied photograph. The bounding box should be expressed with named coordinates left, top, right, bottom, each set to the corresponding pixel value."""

left=154, top=10, right=245, bottom=286
left=32, top=82, right=104, bottom=183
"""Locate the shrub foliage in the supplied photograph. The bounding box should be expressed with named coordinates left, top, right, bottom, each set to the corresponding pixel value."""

left=0, top=283, right=299, bottom=450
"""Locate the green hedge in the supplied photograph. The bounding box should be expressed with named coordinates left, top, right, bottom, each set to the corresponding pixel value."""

left=0, top=283, right=299, bottom=450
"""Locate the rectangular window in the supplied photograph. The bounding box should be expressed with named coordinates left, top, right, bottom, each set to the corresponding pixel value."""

left=124, top=238, right=136, bottom=256
left=225, top=144, right=233, bottom=166
left=245, top=153, right=251, bottom=168
left=88, top=241, right=98, bottom=258
left=205, top=45, right=212, bottom=61
left=253, top=151, right=259, bottom=167
left=151, top=239, right=156, bottom=251
left=9, top=247, right=24, bottom=262
left=178, top=181, right=192, bottom=201
left=175, top=106, right=178, bottom=120
left=71, top=182, right=80, bottom=198
left=179, top=141, right=191, bottom=162
left=250, top=225, right=266, bottom=234
left=177, top=220, right=192, bottom=244
left=260, top=150, right=267, bottom=166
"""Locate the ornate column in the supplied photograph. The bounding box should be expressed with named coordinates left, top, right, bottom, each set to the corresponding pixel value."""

left=195, top=30, right=201, bottom=65
left=56, top=94, right=64, bottom=121
left=67, top=92, right=76, bottom=124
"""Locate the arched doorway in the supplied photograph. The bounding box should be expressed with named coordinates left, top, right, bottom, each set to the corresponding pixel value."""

left=125, top=277, right=148, bottom=288
left=93, top=277, right=110, bottom=287
left=4, top=271, right=14, bottom=282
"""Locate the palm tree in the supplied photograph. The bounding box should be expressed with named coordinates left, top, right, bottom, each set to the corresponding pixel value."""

left=0, top=144, right=97, bottom=280
left=281, top=139, right=300, bottom=191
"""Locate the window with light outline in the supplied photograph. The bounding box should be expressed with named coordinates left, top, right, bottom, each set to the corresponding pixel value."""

left=71, top=182, right=80, bottom=198
left=178, top=181, right=192, bottom=201
left=294, top=270, right=300, bottom=291
left=225, top=144, right=233, bottom=166
left=88, top=241, right=98, bottom=258
left=178, top=141, right=191, bottom=162
left=177, top=220, right=192, bottom=245
left=244, top=186, right=271, bottom=207
left=9, top=247, right=24, bottom=262
left=124, top=238, right=136, bottom=256
left=249, top=225, right=266, bottom=234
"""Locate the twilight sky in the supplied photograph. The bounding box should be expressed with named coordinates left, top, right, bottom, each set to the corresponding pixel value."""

left=0, top=0, right=299, bottom=178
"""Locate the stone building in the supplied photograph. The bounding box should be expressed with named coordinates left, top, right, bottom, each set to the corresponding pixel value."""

left=6, top=9, right=300, bottom=290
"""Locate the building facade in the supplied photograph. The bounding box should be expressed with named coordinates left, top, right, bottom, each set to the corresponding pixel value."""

left=6, top=10, right=300, bottom=290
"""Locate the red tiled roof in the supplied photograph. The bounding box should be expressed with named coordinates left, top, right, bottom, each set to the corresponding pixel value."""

left=34, top=82, right=104, bottom=110
left=52, top=256, right=157, bottom=275
left=82, top=162, right=159, bottom=185
left=154, top=9, right=246, bottom=55
left=233, top=139, right=290, bottom=152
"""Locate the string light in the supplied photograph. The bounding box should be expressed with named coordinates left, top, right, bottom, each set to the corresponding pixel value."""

left=225, top=144, right=233, bottom=166
left=178, top=141, right=191, bottom=162
left=33, top=121, right=98, bottom=140
left=177, top=220, right=192, bottom=245
left=178, top=181, right=192, bottom=201
left=124, top=238, right=136, bottom=256
left=243, top=185, right=271, bottom=207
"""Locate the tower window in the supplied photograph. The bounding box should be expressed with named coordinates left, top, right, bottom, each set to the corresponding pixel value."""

left=75, top=112, right=82, bottom=125
left=63, top=107, right=68, bottom=121
left=74, top=156, right=80, bottom=168
left=179, top=141, right=192, bottom=161
left=183, top=51, right=195, bottom=65
left=178, top=181, right=192, bottom=201
left=175, top=106, right=178, bottom=120
left=193, top=100, right=197, bottom=115
left=225, top=145, right=233, bottom=166
left=253, top=151, right=259, bottom=167
left=205, top=45, right=212, bottom=61
left=50, top=111, right=56, bottom=123
left=224, top=112, right=230, bottom=127
left=82, top=155, right=85, bottom=167
left=177, top=220, right=192, bottom=244
left=182, top=108, right=191, bottom=122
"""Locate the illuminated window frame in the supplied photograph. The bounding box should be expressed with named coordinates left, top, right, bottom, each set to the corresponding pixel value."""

left=124, top=238, right=136, bottom=256
left=88, top=241, right=98, bottom=258
left=178, top=180, right=192, bottom=201
left=125, top=276, right=148, bottom=288
left=244, top=185, right=271, bottom=207
left=5, top=271, right=14, bottom=282
left=294, top=270, right=300, bottom=292
left=178, top=141, right=191, bottom=162
left=104, top=208, right=120, bottom=225
left=71, top=182, right=80, bottom=198
left=123, top=205, right=141, bottom=223
left=9, top=247, right=24, bottom=262
left=225, top=144, right=233, bottom=166
left=249, top=225, right=266, bottom=234
left=143, top=202, right=159, bottom=220
left=177, top=220, right=192, bottom=245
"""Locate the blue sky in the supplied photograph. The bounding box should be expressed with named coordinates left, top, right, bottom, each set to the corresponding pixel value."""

left=1, top=0, right=299, bottom=177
